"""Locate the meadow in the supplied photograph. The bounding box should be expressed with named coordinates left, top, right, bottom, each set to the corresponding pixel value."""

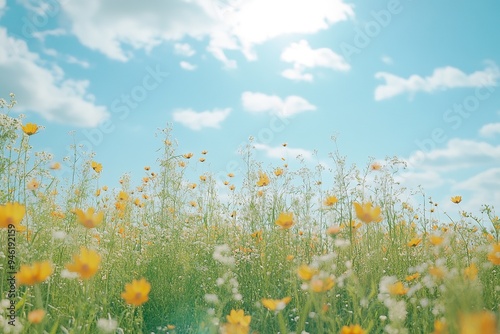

left=1, top=94, right=499, bottom=334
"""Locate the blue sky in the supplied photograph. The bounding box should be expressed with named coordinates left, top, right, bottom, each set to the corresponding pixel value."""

left=1, top=0, right=499, bottom=217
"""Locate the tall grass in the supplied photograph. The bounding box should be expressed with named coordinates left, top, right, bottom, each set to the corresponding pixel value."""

left=1, top=95, right=499, bottom=333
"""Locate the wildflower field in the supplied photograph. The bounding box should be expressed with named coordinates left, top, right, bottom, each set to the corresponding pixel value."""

left=1, top=95, right=499, bottom=334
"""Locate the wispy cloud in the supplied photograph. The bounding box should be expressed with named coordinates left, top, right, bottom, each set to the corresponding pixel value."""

left=281, top=68, right=313, bottom=82
left=174, top=43, right=196, bottom=57
left=381, top=55, right=393, bottom=65
left=42, top=48, right=90, bottom=68
left=406, top=138, right=500, bottom=172
left=66, top=55, right=90, bottom=68
left=0, top=0, right=6, bottom=18
left=242, top=91, right=316, bottom=118
left=180, top=61, right=197, bottom=71
left=281, top=39, right=350, bottom=81
left=32, top=28, right=67, bottom=41
left=374, top=62, right=500, bottom=100
left=172, top=107, right=231, bottom=130
left=453, top=167, right=500, bottom=210
left=395, top=169, right=446, bottom=190
left=0, top=28, right=108, bottom=127
left=254, top=143, right=313, bottom=160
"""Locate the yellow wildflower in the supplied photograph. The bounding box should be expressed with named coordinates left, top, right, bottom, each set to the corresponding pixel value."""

left=487, top=243, right=500, bottom=265
left=28, top=309, right=46, bottom=324
left=310, top=277, right=335, bottom=292
left=326, top=225, right=341, bottom=236
left=117, top=190, right=129, bottom=201
left=75, top=207, right=104, bottom=228
left=226, top=309, right=251, bottom=327
left=405, top=273, right=420, bottom=281
left=324, top=196, right=338, bottom=207
left=51, top=211, right=65, bottom=219
left=251, top=230, right=263, bottom=242
left=429, top=266, right=445, bottom=280
left=261, top=297, right=291, bottom=311
left=16, top=261, right=53, bottom=286
left=0, top=202, right=26, bottom=228
left=115, top=201, right=126, bottom=212
left=91, top=161, right=103, bottom=173
left=27, top=179, right=40, bottom=191
left=275, top=212, right=294, bottom=229
left=297, top=264, right=318, bottom=281
left=256, top=171, right=270, bottom=187
left=370, top=162, right=382, bottom=171
left=353, top=202, right=382, bottom=224
left=459, top=311, right=497, bottom=334
left=464, top=263, right=478, bottom=281
left=341, top=324, right=366, bottom=334
left=407, top=238, right=422, bottom=247
left=121, top=278, right=151, bottom=306
left=65, top=247, right=101, bottom=279
left=22, top=123, right=39, bottom=135
left=388, top=281, right=408, bottom=295
left=451, top=196, right=462, bottom=204
left=431, top=319, right=447, bottom=334
left=50, top=162, right=61, bottom=170
left=429, top=235, right=444, bottom=246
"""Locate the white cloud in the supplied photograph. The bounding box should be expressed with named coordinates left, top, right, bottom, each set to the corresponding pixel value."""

left=254, top=143, right=313, bottom=160
left=395, top=170, right=446, bottom=190
left=280, top=39, right=350, bottom=81
left=180, top=61, right=197, bottom=71
left=281, top=67, right=313, bottom=82
left=394, top=132, right=500, bottom=218
left=172, top=108, right=231, bottom=130
left=242, top=91, right=316, bottom=118
left=32, top=28, right=67, bottom=42
left=50, top=0, right=353, bottom=65
left=66, top=55, right=90, bottom=68
left=0, top=28, right=108, bottom=127
left=381, top=56, right=393, bottom=65
left=174, top=43, right=195, bottom=57
left=479, top=122, right=500, bottom=138
left=407, top=138, right=500, bottom=172
left=374, top=63, right=500, bottom=100
left=453, top=168, right=500, bottom=209
left=42, top=48, right=90, bottom=68
left=227, top=0, right=353, bottom=52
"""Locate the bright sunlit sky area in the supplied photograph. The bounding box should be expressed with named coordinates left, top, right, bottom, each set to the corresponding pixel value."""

left=1, top=0, right=499, bottom=217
